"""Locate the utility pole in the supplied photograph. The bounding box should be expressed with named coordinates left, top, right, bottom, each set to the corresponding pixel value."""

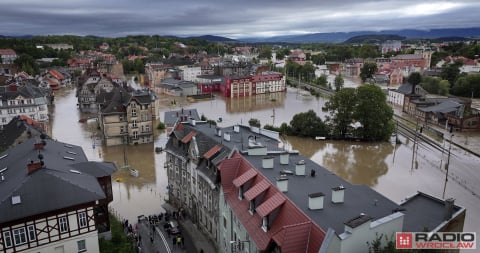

left=442, top=131, right=454, bottom=199
left=411, top=118, right=419, bottom=171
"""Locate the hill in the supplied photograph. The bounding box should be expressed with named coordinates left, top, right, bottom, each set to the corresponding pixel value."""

left=344, top=34, right=406, bottom=43
left=239, top=27, right=480, bottom=43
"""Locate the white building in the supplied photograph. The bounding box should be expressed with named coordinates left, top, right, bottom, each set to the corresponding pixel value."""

left=0, top=84, right=50, bottom=128
left=179, top=65, right=202, bottom=83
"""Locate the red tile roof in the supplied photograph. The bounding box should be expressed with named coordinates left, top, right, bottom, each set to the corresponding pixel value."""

left=181, top=131, right=196, bottom=143
left=233, top=169, right=257, bottom=187
left=48, top=69, right=64, bottom=80
left=0, top=49, right=16, bottom=55
left=256, top=192, right=286, bottom=217
left=244, top=179, right=270, bottom=201
left=203, top=144, right=222, bottom=159
left=218, top=151, right=326, bottom=252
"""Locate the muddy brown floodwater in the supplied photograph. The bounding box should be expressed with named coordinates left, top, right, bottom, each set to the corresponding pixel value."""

left=49, top=86, right=480, bottom=235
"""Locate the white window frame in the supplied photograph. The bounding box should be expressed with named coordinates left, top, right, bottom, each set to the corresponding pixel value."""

left=27, top=225, right=36, bottom=241
left=77, top=239, right=87, bottom=252
left=13, top=227, right=27, bottom=246
left=132, top=120, right=137, bottom=128
left=3, top=231, right=12, bottom=248
left=59, top=216, right=68, bottom=233
left=78, top=212, right=88, bottom=228
left=131, top=108, right=137, bottom=117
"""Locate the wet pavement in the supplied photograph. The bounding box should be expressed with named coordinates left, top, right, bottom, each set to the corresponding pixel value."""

left=132, top=204, right=215, bottom=253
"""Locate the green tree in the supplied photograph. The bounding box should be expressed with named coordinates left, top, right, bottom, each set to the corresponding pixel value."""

left=439, top=80, right=450, bottom=96
left=441, top=61, right=462, bottom=86
left=408, top=72, right=422, bottom=86
left=311, top=54, right=326, bottom=65
left=360, top=62, right=378, bottom=82
left=258, top=45, right=272, bottom=59
left=248, top=118, right=261, bottom=128
left=334, top=74, right=344, bottom=91
left=354, top=84, right=394, bottom=141
left=315, top=74, right=328, bottom=87
left=420, top=76, right=441, bottom=94
left=289, top=110, right=329, bottom=137
left=323, top=88, right=357, bottom=138
left=14, top=54, right=39, bottom=75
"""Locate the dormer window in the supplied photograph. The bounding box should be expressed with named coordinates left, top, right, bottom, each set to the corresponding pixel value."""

left=249, top=201, right=255, bottom=214
left=238, top=185, right=243, bottom=200
left=261, top=216, right=268, bottom=232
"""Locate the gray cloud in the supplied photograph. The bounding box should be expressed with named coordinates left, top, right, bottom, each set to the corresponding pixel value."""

left=1, top=0, right=479, bottom=38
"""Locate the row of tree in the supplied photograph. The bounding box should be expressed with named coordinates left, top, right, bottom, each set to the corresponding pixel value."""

left=260, top=84, right=394, bottom=142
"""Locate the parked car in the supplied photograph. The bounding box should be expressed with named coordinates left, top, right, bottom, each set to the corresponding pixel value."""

left=164, top=220, right=181, bottom=235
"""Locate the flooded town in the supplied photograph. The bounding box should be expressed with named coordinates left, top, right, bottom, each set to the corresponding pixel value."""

left=2, top=32, right=480, bottom=253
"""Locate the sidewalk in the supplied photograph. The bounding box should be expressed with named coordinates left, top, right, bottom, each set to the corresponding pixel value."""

left=162, top=203, right=217, bottom=253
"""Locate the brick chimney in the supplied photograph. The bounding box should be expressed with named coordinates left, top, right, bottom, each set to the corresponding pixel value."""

left=27, top=153, right=45, bottom=174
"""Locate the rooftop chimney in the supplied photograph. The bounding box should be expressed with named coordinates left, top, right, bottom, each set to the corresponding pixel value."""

left=224, top=132, right=231, bottom=142
left=262, top=156, right=274, bottom=169
left=332, top=185, right=345, bottom=204
left=308, top=192, right=324, bottom=210
left=295, top=160, right=305, bottom=176
left=276, top=176, right=288, bottom=192
left=280, top=153, right=289, bottom=165
left=215, top=127, right=222, bottom=137
left=444, top=198, right=455, bottom=220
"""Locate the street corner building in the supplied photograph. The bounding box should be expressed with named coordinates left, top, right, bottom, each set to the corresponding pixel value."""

left=164, top=113, right=466, bottom=253
left=0, top=136, right=117, bottom=253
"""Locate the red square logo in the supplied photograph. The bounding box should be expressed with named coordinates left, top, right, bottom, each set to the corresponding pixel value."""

left=396, top=232, right=413, bottom=249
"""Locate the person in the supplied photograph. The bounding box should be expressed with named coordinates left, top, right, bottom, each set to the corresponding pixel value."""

left=172, top=237, right=176, bottom=249
left=176, top=236, right=182, bottom=248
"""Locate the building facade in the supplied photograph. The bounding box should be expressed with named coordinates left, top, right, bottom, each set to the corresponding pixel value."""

left=0, top=84, right=49, bottom=129
left=165, top=120, right=466, bottom=253
left=0, top=137, right=116, bottom=253
left=99, top=88, right=155, bottom=146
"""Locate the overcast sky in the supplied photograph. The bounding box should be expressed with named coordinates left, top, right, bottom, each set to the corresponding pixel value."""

left=1, top=0, right=480, bottom=38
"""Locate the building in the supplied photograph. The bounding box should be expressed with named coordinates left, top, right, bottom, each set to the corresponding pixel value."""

left=0, top=115, right=45, bottom=150
left=145, top=63, right=177, bottom=86
left=77, top=69, right=116, bottom=114
left=98, top=88, right=156, bottom=146
left=0, top=137, right=116, bottom=253
left=0, top=49, right=17, bottom=64
left=0, top=84, right=50, bottom=129
left=179, top=65, right=202, bottom=82
left=155, top=79, right=198, bottom=97
left=165, top=120, right=466, bottom=253
left=43, top=44, right=74, bottom=50
left=221, top=72, right=285, bottom=98
left=381, top=40, right=402, bottom=54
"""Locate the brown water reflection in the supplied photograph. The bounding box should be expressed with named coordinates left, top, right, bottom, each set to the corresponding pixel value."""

left=285, top=137, right=393, bottom=186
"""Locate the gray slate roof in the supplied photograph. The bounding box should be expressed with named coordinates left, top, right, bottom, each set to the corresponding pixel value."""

left=183, top=123, right=400, bottom=234
left=0, top=138, right=116, bottom=224
left=163, top=109, right=201, bottom=126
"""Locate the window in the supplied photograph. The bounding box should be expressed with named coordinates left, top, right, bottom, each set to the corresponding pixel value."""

left=27, top=225, right=36, bottom=241
left=77, top=239, right=86, bottom=252
left=59, top=216, right=68, bottom=233
left=238, top=186, right=243, bottom=200
left=133, top=131, right=138, bottom=139
left=262, top=216, right=268, bottom=232
left=78, top=212, right=88, bottom=228
left=132, top=120, right=137, bottom=128
left=13, top=227, right=27, bottom=245
left=3, top=231, right=12, bottom=248
left=131, top=108, right=137, bottom=117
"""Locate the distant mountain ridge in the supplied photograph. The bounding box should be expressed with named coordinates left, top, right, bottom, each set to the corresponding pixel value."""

left=240, top=27, right=480, bottom=43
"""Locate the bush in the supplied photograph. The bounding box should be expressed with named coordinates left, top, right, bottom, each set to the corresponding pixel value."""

left=99, top=214, right=135, bottom=253
left=156, top=121, right=166, bottom=130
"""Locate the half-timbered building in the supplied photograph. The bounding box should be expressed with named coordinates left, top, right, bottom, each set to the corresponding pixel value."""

left=0, top=136, right=116, bottom=253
